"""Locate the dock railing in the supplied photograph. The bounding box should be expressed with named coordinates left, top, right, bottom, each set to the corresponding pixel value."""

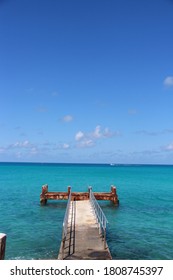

left=61, top=188, right=72, bottom=259
left=89, top=187, right=108, bottom=249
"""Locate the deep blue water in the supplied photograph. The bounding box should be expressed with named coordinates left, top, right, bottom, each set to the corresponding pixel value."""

left=0, top=162, right=173, bottom=260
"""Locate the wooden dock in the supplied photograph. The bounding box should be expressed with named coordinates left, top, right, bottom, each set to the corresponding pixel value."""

left=40, top=185, right=119, bottom=260
left=40, top=185, right=119, bottom=206
left=58, top=200, right=112, bottom=260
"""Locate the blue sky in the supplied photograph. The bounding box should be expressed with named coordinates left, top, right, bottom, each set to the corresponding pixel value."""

left=0, top=0, right=173, bottom=164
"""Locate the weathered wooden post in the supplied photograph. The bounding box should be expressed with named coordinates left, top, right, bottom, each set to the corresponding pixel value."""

left=0, top=233, right=7, bottom=260
left=111, top=185, right=119, bottom=206
left=40, top=184, right=48, bottom=205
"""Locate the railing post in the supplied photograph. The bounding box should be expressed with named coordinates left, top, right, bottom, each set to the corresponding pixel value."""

left=62, top=239, right=65, bottom=260
left=67, top=186, right=71, bottom=196
left=60, top=188, right=72, bottom=259
left=88, top=186, right=92, bottom=200
left=104, top=228, right=106, bottom=249
left=0, top=233, right=7, bottom=260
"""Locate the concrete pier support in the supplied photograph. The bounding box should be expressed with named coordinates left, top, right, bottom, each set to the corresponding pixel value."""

left=111, top=185, right=119, bottom=206
left=40, top=184, right=48, bottom=205
left=0, top=233, right=7, bottom=260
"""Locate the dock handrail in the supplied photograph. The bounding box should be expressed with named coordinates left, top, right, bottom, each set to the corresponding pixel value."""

left=61, top=188, right=72, bottom=258
left=89, top=187, right=108, bottom=249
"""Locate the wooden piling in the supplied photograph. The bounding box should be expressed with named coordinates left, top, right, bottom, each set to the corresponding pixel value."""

left=0, top=233, right=7, bottom=260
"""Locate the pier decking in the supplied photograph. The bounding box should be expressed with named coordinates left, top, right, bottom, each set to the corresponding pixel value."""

left=58, top=200, right=112, bottom=260
left=40, top=185, right=119, bottom=260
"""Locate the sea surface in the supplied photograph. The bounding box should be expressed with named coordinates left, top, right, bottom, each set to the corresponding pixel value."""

left=0, top=162, right=173, bottom=260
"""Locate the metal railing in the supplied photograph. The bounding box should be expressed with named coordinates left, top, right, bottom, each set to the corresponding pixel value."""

left=89, top=187, right=108, bottom=249
left=61, top=190, right=72, bottom=259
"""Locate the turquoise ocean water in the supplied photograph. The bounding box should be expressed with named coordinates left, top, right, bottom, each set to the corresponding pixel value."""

left=0, top=162, right=173, bottom=260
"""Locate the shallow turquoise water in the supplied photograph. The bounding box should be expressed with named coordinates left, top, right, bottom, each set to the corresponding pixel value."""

left=0, top=163, right=173, bottom=260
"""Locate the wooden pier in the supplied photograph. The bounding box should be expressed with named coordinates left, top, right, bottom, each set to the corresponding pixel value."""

left=58, top=200, right=112, bottom=260
left=40, top=185, right=119, bottom=260
left=40, top=185, right=119, bottom=206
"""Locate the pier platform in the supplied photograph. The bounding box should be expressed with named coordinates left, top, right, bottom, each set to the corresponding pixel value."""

left=40, top=185, right=119, bottom=206
left=40, top=185, right=119, bottom=260
left=58, top=200, right=112, bottom=260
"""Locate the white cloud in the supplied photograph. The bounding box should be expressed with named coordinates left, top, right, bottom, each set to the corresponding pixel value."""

left=12, top=140, right=31, bottom=148
left=75, top=131, right=84, bottom=141
left=92, top=125, right=116, bottom=139
left=75, top=125, right=116, bottom=148
left=135, top=129, right=173, bottom=136
left=164, top=143, right=173, bottom=151
left=163, top=76, right=173, bottom=87
left=0, top=139, right=41, bottom=160
left=77, top=139, right=94, bottom=148
left=4, top=140, right=40, bottom=157
left=103, top=127, right=117, bottom=137
left=93, top=125, right=102, bottom=138
left=62, top=115, right=73, bottom=122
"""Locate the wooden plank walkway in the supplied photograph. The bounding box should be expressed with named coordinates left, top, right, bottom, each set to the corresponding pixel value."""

left=58, top=200, right=112, bottom=260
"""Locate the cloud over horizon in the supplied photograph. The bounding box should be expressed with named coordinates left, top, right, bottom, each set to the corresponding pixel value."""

left=75, top=125, right=118, bottom=148
left=163, top=142, right=173, bottom=151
